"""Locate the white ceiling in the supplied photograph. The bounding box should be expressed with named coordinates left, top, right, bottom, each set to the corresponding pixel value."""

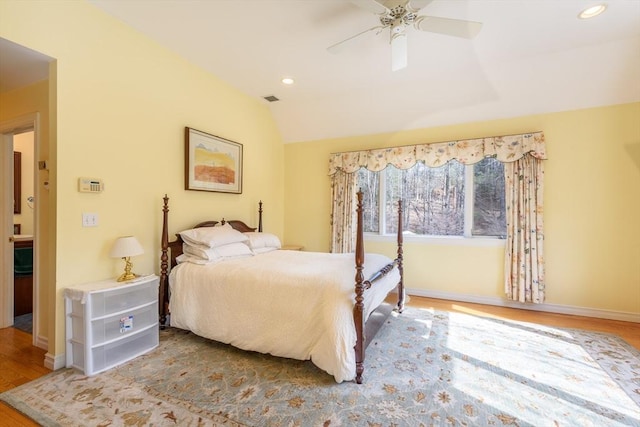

left=3, top=1, right=640, bottom=143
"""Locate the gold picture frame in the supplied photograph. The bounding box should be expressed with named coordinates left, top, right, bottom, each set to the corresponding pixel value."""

left=185, top=127, right=243, bottom=194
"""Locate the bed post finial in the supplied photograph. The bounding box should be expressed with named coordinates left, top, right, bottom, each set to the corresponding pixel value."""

left=258, top=200, right=263, bottom=232
left=396, top=199, right=405, bottom=313
left=159, top=195, right=170, bottom=328
left=354, top=189, right=365, bottom=384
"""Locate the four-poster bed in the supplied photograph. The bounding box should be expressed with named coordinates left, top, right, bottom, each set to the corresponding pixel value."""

left=159, top=191, right=405, bottom=383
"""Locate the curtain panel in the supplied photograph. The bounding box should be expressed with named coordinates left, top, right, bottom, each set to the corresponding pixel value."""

left=328, top=131, right=547, bottom=304
left=504, top=155, right=546, bottom=303
left=330, top=170, right=357, bottom=253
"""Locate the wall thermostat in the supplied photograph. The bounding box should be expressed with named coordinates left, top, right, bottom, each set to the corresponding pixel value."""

left=78, top=177, right=104, bottom=193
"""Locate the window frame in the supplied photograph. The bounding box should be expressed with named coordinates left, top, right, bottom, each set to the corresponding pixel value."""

left=362, top=161, right=506, bottom=247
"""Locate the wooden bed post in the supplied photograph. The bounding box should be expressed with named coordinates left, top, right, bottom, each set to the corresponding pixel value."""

left=354, top=190, right=365, bottom=384
left=396, top=199, right=405, bottom=313
left=159, top=195, right=169, bottom=328
left=258, top=200, right=263, bottom=232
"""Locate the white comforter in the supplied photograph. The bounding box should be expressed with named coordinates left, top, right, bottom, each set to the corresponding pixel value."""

left=169, top=250, right=400, bottom=382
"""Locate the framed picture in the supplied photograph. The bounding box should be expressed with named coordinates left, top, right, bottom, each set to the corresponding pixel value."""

left=185, top=127, right=243, bottom=194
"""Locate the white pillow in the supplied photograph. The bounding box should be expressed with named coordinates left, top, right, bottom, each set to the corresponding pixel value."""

left=180, top=226, right=248, bottom=248
left=244, top=232, right=281, bottom=250
left=183, top=244, right=220, bottom=261
left=214, top=242, right=254, bottom=259
left=176, top=253, right=219, bottom=265
left=253, top=247, right=278, bottom=254
left=179, top=242, right=253, bottom=263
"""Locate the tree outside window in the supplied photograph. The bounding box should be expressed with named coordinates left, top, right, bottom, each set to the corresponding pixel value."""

left=357, top=157, right=505, bottom=238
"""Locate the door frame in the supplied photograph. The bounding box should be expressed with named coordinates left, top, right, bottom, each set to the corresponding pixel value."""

left=0, top=113, right=40, bottom=345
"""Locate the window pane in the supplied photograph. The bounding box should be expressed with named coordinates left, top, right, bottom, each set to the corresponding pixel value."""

left=472, top=157, right=506, bottom=237
left=385, top=162, right=465, bottom=236
left=356, top=158, right=505, bottom=238
left=357, top=168, right=379, bottom=233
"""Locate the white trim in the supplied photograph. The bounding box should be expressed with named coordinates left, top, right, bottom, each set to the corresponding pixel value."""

left=378, top=173, right=386, bottom=234
left=44, top=350, right=65, bottom=371
left=463, top=164, right=474, bottom=237
left=0, top=136, right=13, bottom=328
left=365, top=233, right=506, bottom=247
left=32, top=117, right=41, bottom=346
left=35, top=332, right=47, bottom=351
left=409, top=288, right=640, bottom=323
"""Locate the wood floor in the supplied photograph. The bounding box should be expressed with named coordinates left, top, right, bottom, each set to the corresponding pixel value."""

left=0, top=326, right=50, bottom=426
left=1, top=296, right=639, bottom=425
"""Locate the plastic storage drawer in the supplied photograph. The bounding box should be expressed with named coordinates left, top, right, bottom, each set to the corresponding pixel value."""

left=90, top=324, right=159, bottom=374
left=91, top=301, right=157, bottom=344
left=64, top=275, right=159, bottom=375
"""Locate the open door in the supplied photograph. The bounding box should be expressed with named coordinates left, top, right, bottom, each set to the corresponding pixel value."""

left=0, top=131, right=15, bottom=328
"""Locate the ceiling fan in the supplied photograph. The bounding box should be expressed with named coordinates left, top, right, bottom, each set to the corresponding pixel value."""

left=328, top=0, right=483, bottom=71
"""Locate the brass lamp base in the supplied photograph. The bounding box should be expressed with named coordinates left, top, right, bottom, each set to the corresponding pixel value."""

left=117, top=272, right=138, bottom=282
left=117, top=256, right=138, bottom=282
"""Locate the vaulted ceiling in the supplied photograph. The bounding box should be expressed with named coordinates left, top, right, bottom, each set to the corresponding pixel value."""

left=3, top=1, right=640, bottom=143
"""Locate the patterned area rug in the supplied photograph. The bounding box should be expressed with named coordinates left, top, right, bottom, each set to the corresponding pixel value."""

left=2, top=307, right=639, bottom=426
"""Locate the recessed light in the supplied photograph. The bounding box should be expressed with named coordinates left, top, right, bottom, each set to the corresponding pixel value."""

left=578, top=4, right=607, bottom=19
left=281, top=77, right=295, bottom=85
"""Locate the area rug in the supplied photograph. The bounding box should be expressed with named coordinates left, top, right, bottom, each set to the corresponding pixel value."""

left=2, top=308, right=639, bottom=427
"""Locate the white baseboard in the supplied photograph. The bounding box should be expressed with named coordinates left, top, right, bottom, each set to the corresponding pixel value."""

left=408, top=288, right=640, bottom=323
left=44, top=351, right=66, bottom=371
left=35, top=335, right=66, bottom=371
left=35, top=334, right=47, bottom=351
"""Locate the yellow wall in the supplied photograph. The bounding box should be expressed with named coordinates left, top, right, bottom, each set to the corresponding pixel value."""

left=284, top=103, right=640, bottom=315
left=1, top=1, right=284, bottom=360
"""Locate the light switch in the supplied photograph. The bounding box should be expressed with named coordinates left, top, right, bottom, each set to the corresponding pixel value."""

left=82, top=213, right=99, bottom=227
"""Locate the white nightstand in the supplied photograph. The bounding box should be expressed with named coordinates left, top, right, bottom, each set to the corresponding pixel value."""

left=64, top=274, right=159, bottom=375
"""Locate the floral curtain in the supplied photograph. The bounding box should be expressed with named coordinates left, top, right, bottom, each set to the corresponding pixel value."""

left=328, top=132, right=547, bottom=303
left=328, top=132, right=546, bottom=173
left=330, top=170, right=357, bottom=253
left=504, top=154, right=545, bottom=303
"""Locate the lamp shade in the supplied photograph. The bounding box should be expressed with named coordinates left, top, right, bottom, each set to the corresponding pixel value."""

left=109, top=236, right=144, bottom=258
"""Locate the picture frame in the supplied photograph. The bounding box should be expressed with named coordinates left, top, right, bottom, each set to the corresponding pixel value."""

left=185, top=127, right=243, bottom=194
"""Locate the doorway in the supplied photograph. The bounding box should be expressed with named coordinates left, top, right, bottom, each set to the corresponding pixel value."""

left=12, top=130, right=35, bottom=333
left=0, top=114, right=39, bottom=346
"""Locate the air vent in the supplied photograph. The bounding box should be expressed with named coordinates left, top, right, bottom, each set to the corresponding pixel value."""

left=263, top=95, right=279, bottom=102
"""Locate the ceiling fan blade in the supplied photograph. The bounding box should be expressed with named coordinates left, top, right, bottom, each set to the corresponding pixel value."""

left=407, top=0, right=435, bottom=13
left=414, top=15, right=483, bottom=39
left=391, top=33, right=407, bottom=71
left=349, top=0, right=390, bottom=15
left=328, top=26, right=384, bottom=54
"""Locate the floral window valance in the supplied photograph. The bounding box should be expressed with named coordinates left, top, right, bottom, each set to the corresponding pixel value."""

left=328, top=132, right=546, bottom=175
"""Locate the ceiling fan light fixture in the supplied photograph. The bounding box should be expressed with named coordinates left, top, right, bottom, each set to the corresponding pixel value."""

left=578, top=4, right=607, bottom=19
left=335, top=1, right=483, bottom=71
left=281, top=77, right=295, bottom=85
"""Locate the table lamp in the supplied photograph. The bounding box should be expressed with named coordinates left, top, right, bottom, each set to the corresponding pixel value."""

left=109, top=236, right=144, bottom=282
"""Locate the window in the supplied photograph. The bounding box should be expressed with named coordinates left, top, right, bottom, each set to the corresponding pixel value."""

left=357, top=157, right=506, bottom=238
